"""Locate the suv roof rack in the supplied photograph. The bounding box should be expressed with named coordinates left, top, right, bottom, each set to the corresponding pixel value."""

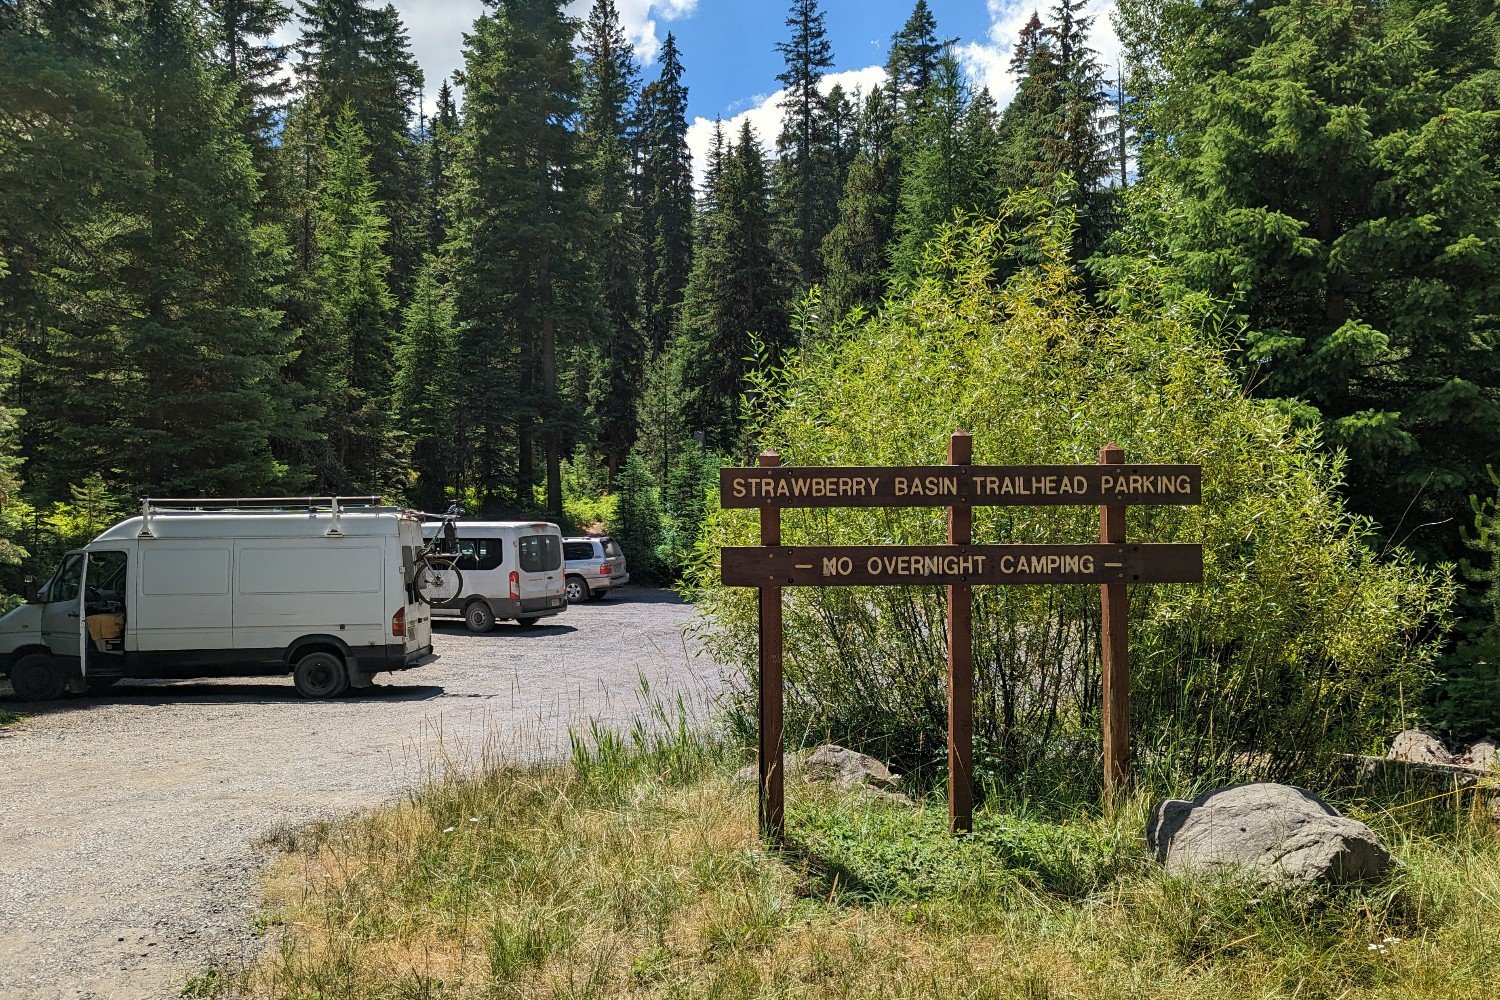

left=138, top=496, right=396, bottom=538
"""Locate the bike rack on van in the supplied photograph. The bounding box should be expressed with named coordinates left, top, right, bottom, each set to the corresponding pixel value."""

left=137, top=497, right=389, bottom=538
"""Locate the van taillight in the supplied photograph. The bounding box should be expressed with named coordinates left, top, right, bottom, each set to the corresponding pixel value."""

left=508, top=571, right=520, bottom=600
left=392, top=607, right=406, bottom=637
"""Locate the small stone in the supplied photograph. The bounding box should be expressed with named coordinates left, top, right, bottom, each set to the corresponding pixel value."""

left=1387, top=729, right=1452, bottom=765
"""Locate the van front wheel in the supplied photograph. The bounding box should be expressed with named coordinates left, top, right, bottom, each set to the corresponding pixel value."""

left=11, top=653, right=65, bottom=702
left=293, top=651, right=350, bottom=699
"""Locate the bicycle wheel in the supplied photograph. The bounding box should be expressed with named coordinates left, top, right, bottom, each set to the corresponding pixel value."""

left=414, top=558, right=464, bottom=605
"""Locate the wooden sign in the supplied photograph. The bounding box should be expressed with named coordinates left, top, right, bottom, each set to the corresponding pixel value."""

left=722, top=465, right=1200, bottom=508
left=723, top=544, right=1203, bottom=587
left=722, top=435, right=1204, bottom=845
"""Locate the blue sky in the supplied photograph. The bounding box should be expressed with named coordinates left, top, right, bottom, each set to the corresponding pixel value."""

left=284, top=1, right=1122, bottom=182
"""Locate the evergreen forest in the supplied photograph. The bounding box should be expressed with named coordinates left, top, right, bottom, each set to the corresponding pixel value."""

left=2, top=0, right=1499, bottom=731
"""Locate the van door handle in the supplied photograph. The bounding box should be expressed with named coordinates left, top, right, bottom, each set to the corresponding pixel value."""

left=67, top=612, right=80, bottom=618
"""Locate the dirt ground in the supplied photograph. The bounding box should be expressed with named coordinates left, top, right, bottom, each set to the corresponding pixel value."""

left=0, top=589, right=717, bottom=1000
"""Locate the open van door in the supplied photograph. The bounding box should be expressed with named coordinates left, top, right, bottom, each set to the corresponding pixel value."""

left=39, top=552, right=85, bottom=664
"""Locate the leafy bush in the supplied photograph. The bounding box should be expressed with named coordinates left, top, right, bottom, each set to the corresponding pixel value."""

left=690, top=203, right=1452, bottom=787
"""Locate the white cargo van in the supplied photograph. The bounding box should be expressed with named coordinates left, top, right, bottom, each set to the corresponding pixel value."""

left=422, top=521, right=566, bottom=632
left=0, top=498, right=438, bottom=701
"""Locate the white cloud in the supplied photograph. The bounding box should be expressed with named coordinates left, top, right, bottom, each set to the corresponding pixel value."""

left=685, top=64, right=887, bottom=191
left=957, top=0, right=1123, bottom=108
left=564, top=0, right=698, bottom=65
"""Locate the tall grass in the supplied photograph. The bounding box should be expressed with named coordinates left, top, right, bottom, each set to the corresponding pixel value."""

left=211, top=712, right=1500, bottom=1000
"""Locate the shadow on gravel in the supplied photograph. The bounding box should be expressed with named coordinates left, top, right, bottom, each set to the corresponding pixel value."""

left=433, top=621, right=578, bottom=639
left=0, top=680, right=446, bottom=714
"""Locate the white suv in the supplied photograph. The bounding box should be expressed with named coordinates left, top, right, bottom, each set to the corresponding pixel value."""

left=562, top=536, right=629, bottom=603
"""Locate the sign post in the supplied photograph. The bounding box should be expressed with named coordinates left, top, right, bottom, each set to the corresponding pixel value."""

left=757, top=450, right=785, bottom=846
left=721, top=438, right=1202, bottom=844
left=947, top=431, right=974, bottom=834
left=1099, top=444, right=1130, bottom=802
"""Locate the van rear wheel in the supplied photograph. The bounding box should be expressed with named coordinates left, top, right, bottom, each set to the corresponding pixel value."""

left=293, top=651, right=350, bottom=699
left=11, top=653, right=65, bottom=702
left=464, top=601, right=496, bottom=633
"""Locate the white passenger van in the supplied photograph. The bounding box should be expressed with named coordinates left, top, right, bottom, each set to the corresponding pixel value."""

left=0, top=498, right=436, bottom=701
left=423, top=521, right=566, bottom=632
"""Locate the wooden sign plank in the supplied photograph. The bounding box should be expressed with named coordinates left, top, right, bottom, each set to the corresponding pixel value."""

left=720, top=464, right=1200, bottom=509
left=722, top=543, right=1203, bottom=588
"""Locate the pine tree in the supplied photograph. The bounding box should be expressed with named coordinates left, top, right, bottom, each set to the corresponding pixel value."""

left=579, top=0, right=643, bottom=482
left=394, top=256, right=458, bottom=509
left=822, top=86, right=902, bottom=314
left=295, top=0, right=424, bottom=294
left=424, top=79, right=460, bottom=255
left=114, top=0, right=293, bottom=494
left=610, top=452, right=663, bottom=581
left=996, top=0, right=1110, bottom=250
left=0, top=1, right=148, bottom=500
left=772, top=0, right=838, bottom=290
left=204, top=0, right=293, bottom=174
left=1111, top=0, right=1500, bottom=568
left=890, top=50, right=970, bottom=278
left=308, top=105, right=398, bottom=491
left=672, top=123, right=788, bottom=450
left=449, top=0, right=597, bottom=516
left=0, top=265, right=27, bottom=598
left=886, top=0, right=942, bottom=113
left=636, top=32, right=694, bottom=353
left=959, top=86, right=1004, bottom=216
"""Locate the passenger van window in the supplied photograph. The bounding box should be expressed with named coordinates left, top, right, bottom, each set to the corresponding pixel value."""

left=563, top=541, right=595, bottom=561
left=456, top=538, right=503, bottom=572
left=519, top=535, right=561, bottom=572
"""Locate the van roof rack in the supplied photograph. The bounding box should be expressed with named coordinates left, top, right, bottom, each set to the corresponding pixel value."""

left=137, top=497, right=396, bottom=538
left=143, top=496, right=386, bottom=511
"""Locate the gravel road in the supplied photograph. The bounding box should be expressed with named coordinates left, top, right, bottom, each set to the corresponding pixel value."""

left=0, top=589, right=717, bottom=1000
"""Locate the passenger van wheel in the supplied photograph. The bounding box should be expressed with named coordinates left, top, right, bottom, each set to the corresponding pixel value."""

left=11, top=653, right=65, bottom=702
left=293, top=651, right=350, bottom=699
left=464, top=601, right=496, bottom=633
left=564, top=576, right=589, bottom=604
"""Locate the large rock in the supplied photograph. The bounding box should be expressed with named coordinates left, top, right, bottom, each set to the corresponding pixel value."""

left=1387, top=729, right=1452, bottom=765
left=802, top=744, right=902, bottom=792
left=1147, top=783, right=1391, bottom=885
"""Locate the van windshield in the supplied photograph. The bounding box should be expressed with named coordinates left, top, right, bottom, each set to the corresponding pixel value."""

left=519, top=535, right=561, bottom=572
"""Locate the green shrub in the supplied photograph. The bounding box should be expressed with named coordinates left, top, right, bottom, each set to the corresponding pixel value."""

left=690, top=202, right=1452, bottom=787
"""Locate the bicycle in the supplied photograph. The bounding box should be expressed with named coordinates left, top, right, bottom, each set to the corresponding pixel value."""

left=411, top=504, right=465, bottom=606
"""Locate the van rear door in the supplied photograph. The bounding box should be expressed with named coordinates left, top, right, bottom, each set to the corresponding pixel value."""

left=398, top=519, right=432, bottom=653
left=517, top=527, right=565, bottom=609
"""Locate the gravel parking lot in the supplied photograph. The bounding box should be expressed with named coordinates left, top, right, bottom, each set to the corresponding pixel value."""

left=0, top=589, right=717, bottom=1000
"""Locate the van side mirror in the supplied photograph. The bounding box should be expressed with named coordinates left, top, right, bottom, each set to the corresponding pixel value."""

left=23, top=577, right=38, bottom=603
